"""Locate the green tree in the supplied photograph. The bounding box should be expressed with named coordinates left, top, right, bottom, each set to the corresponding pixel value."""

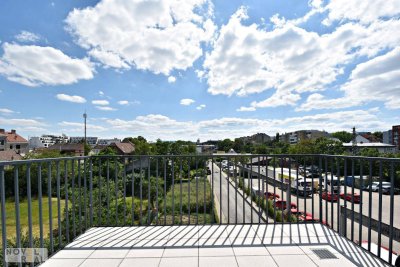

left=331, top=131, right=353, bottom=142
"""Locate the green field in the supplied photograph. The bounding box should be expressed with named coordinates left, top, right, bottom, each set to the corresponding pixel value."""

left=0, top=197, right=65, bottom=238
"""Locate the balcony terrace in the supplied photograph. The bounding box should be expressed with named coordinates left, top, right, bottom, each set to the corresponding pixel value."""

left=0, top=154, right=399, bottom=266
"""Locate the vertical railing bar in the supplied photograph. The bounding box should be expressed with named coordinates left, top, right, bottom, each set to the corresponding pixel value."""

left=388, top=161, right=395, bottom=264
left=98, top=158, right=102, bottom=226
left=38, top=164, right=44, bottom=249
left=250, top=158, right=253, bottom=224
left=280, top=157, right=283, bottom=225
left=139, top=157, right=143, bottom=225
left=367, top=159, right=373, bottom=252
left=330, top=158, right=334, bottom=229
left=324, top=158, right=328, bottom=228
left=311, top=157, right=315, bottom=223
left=106, top=159, right=110, bottom=226
left=358, top=160, right=363, bottom=246
left=318, top=156, right=323, bottom=225
left=171, top=158, right=175, bottom=225
left=131, top=158, right=135, bottom=225
left=115, top=158, right=119, bottom=226
left=336, top=159, right=340, bottom=232
left=56, top=161, right=62, bottom=248
left=264, top=156, right=268, bottom=224
left=350, top=159, right=355, bottom=242
left=64, top=160, right=70, bottom=244
left=147, top=156, right=151, bottom=225
left=203, top=159, right=206, bottom=225
left=27, top=164, right=33, bottom=267
left=377, top=160, right=383, bottom=258
left=227, top=157, right=230, bottom=224
left=302, top=157, right=306, bottom=225
left=47, top=162, right=54, bottom=253
left=242, top=158, right=245, bottom=224
left=77, top=160, right=82, bottom=235
left=14, top=166, right=21, bottom=263
left=257, top=156, right=261, bottom=224
left=295, top=157, right=299, bottom=223
left=89, top=159, right=93, bottom=227
left=71, top=160, right=76, bottom=238
left=273, top=157, right=276, bottom=223
left=156, top=158, right=159, bottom=226
left=211, top=157, right=214, bottom=224
left=343, top=158, right=347, bottom=237
left=123, top=159, right=127, bottom=225
left=195, top=159, right=198, bottom=225
left=163, top=158, right=167, bottom=226
left=179, top=158, right=183, bottom=225
left=188, top=157, right=191, bottom=225
left=0, top=166, right=7, bottom=267
left=83, top=158, right=87, bottom=230
left=288, top=157, right=292, bottom=225
left=235, top=157, right=238, bottom=224
left=219, top=160, right=222, bottom=225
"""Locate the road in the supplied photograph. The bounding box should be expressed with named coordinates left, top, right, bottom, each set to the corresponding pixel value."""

left=207, top=162, right=267, bottom=224
left=242, top=165, right=400, bottom=254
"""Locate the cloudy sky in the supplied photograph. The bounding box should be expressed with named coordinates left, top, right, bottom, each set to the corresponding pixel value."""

left=0, top=0, right=399, bottom=141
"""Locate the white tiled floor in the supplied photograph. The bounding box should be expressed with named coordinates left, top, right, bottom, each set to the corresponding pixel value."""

left=39, top=224, right=391, bottom=267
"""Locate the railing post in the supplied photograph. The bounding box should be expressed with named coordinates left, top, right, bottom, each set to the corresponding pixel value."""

left=0, top=166, right=8, bottom=267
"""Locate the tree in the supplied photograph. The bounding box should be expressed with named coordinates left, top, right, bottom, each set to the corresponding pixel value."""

left=331, top=131, right=353, bottom=143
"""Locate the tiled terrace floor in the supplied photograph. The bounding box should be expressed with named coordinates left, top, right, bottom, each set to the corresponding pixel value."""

left=40, top=224, right=391, bottom=267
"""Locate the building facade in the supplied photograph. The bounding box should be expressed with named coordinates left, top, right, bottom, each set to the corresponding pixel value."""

left=383, top=130, right=393, bottom=144
left=280, top=130, right=329, bottom=144
left=29, top=134, right=68, bottom=149
left=69, top=136, right=98, bottom=146
left=0, top=129, right=29, bottom=154
left=393, top=125, right=400, bottom=150
left=97, top=138, right=121, bottom=145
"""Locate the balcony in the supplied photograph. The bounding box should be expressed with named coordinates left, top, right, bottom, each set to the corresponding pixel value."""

left=0, top=154, right=399, bottom=266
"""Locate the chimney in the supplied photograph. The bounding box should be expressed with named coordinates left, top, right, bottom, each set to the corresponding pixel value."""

left=0, top=129, right=4, bottom=134
left=11, top=129, right=16, bottom=134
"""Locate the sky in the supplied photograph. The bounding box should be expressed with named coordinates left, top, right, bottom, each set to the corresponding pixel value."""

left=0, top=0, right=399, bottom=141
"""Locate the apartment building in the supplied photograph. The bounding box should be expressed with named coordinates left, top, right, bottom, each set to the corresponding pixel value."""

left=29, top=134, right=68, bottom=149
left=393, top=125, right=400, bottom=150
left=279, top=130, right=329, bottom=144
left=69, top=136, right=98, bottom=146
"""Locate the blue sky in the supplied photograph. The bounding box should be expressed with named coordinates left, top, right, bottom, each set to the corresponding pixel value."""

left=0, top=0, right=399, bottom=141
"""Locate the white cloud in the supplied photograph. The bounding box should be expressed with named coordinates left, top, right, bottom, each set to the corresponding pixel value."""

left=236, top=106, right=256, bottom=112
left=92, top=99, right=109, bottom=106
left=196, top=104, right=206, bottom=110
left=168, top=76, right=176, bottom=83
left=298, top=47, right=400, bottom=111
left=0, top=108, right=15, bottom=114
left=56, top=94, right=87, bottom=103
left=99, top=91, right=104, bottom=96
left=15, top=31, right=40, bottom=43
left=65, top=0, right=216, bottom=75
left=0, top=117, right=46, bottom=127
left=98, top=108, right=392, bottom=141
left=201, top=7, right=400, bottom=111
left=95, top=106, right=117, bottom=111
left=180, top=98, right=195, bottom=106
left=323, top=0, right=400, bottom=25
left=0, top=43, right=94, bottom=87
left=58, top=121, right=107, bottom=132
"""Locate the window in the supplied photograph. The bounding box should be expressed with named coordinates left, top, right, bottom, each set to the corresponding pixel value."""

left=10, top=145, right=13, bottom=149
left=16, top=145, right=21, bottom=149
left=0, top=140, right=4, bottom=145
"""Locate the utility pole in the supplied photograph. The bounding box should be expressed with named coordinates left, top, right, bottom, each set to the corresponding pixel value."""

left=352, top=126, right=356, bottom=155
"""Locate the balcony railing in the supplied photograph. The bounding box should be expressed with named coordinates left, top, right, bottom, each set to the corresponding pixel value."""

left=0, top=154, right=399, bottom=266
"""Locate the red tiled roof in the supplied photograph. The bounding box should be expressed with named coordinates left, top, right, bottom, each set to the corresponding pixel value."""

left=0, top=150, right=22, bottom=161
left=6, top=131, right=28, bottom=143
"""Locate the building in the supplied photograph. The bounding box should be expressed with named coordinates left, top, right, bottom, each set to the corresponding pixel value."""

left=0, top=150, right=23, bottom=161
left=354, top=134, right=370, bottom=143
left=342, top=142, right=397, bottom=154
left=196, top=144, right=216, bottom=154
left=280, top=130, right=329, bottom=144
left=392, top=125, right=400, bottom=150
left=239, top=133, right=271, bottom=144
left=97, top=138, right=121, bottom=146
left=48, top=143, right=85, bottom=156
left=69, top=136, right=98, bottom=146
left=383, top=130, right=393, bottom=144
left=109, top=142, right=135, bottom=155
left=0, top=129, right=29, bottom=154
left=29, top=134, right=68, bottom=149
left=91, top=144, right=107, bottom=155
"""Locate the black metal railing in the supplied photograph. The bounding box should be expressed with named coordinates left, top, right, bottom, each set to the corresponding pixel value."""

left=0, top=154, right=399, bottom=266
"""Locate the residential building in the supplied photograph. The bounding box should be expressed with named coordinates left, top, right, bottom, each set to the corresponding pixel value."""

left=239, top=133, right=271, bottom=144
left=280, top=130, right=329, bottom=144
left=91, top=144, right=107, bottom=155
left=196, top=144, right=216, bottom=154
left=69, top=136, right=98, bottom=146
left=355, top=134, right=370, bottom=143
left=109, top=142, right=135, bottom=155
left=383, top=130, right=393, bottom=144
left=0, top=150, right=22, bottom=161
left=1, top=129, right=28, bottom=154
left=0, top=132, right=6, bottom=151
left=392, top=125, right=400, bottom=150
left=29, top=134, right=68, bottom=149
left=97, top=138, right=121, bottom=145
left=48, top=143, right=85, bottom=156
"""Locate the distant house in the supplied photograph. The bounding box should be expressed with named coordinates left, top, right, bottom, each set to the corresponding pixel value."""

left=0, top=129, right=28, bottom=154
left=91, top=144, right=108, bottom=155
left=48, top=143, right=85, bottom=156
left=0, top=150, right=23, bottom=161
left=109, top=142, right=135, bottom=155
left=342, top=142, right=397, bottom=154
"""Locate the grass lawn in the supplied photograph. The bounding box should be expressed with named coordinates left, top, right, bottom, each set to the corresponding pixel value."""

left=0, top=197, right=66, bottom=239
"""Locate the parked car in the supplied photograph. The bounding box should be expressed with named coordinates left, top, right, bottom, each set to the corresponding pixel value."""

left=366, top=182, right=392, bottom=194
left=340, top=192, right=360, bottom=203
left=264, top=192, right=280, bottom=200
left=321, top=191, right=338, bottom=202
left=274, top=200, right=297, bottom=210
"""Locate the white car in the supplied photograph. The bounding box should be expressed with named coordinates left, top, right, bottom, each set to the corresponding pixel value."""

left=367, top=182, right=392, bottom=194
